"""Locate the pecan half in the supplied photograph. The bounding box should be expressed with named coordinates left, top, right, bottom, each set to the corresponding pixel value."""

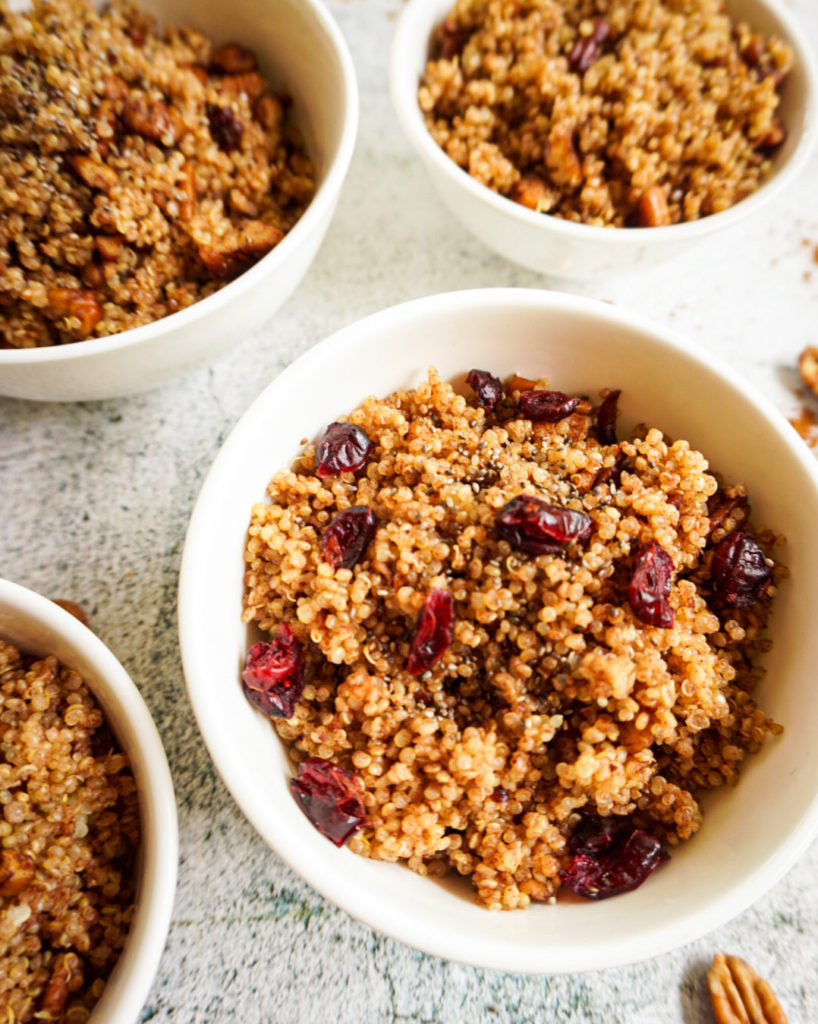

left=0, top=849, right=35, bottom=897
left=122, top=97, right=184, bottom=146
left=47, top=288, right=102, bottom=338
left=707, top=953, right=788, bottom=1024
left=799, top=346, right=818, bottom=397
left=210, top=43, right=257, bottom=74
left=69, top=155, right=118, bottom=192
left=37, top=952, right=84, bottom=1020
left=198, top=220, right=284, bottom=279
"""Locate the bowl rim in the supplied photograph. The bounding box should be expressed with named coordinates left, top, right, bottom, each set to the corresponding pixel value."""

left=389, top=0, right=818, bottom=246
left=179, top=287, right=818, bottom=973
left=0, top=578, right=179, bottom=1022
left=0, top=0, right=359, bottom=368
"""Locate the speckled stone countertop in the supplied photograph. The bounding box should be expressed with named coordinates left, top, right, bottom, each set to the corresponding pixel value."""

left=2, top=1, right=818, bottom=1021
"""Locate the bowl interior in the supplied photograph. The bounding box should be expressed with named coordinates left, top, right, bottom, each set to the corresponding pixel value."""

left=180, top=290, right=818, bottom=973
left=0, top=581, right=178, bottom=1023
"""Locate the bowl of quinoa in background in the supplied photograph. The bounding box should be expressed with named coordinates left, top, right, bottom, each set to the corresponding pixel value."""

left=180, top=289, right=818, bottom=973
left=390, top=0, right=818, bottom=278
left=0, top=579, right=177, bottom=1022
left=0, top=0, right=357, bottom=400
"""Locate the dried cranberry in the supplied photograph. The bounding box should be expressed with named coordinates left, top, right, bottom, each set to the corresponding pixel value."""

left=597, top=389, right=620, bottom=446
left=321, top=506, right=377, bottom=570
left=629, top=541, right=675, bottom=628
left=407, top=589, right=454, bottom=675
left=241, top=623, right=305, bottom=719
left=519, top=390, right=580, bottom=422
left=568, top=18, right=611, bottom=75
left=496, top=495, right=593, bottom=556
left=315, top=422, right=374, bottom=478
left=711, top=531, right=772, bottom=608
left=290, top=757, right=367, bottom=847
left=560, top=816, right=667, bottom=900
left=466, top=369, right=504, bottom=412
left=207, top=103, right=243, bottom=150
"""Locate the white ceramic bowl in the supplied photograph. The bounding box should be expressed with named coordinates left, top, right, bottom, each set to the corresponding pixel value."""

left=0, top=0, right=358, bottom=402
left=390, top=0, right=818, bottom=279
left=179, top=289, right=818, bottom=973
left=0, top=579, right=178, bottom=1022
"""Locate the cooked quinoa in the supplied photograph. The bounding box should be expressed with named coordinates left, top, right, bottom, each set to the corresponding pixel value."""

left=242, top=369, right=781, bottom=910
left=0, top=640, right=140, bottom=1021
left=0, top=0, right=315, bottom=348
left=418, top=0, right=793, bottom=227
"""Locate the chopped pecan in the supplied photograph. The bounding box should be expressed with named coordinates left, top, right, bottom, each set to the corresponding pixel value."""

left=52, top=599, right=90, bottom=628
left=568, top=18, right=610, bottom=75
left=198, top=220, right=284, bottom=279
left=636, top=185, right=671, bottom=227
left=122, top=97, right=184, bottom=146
left=81, top=262, right=104, bottom=289
left=0, top=849, right=35, bottom=897
left=511, top=174, right=555, bottom=212
left=507, top=374, right=538, bottom=392
left=68, top=154, right=118, bottom=192
left=47, top=288, right=102, bottom=338
left=102, top=74, right=129, bottom=102
left=218, top=72, right=268, bottom=102
left=545, top=128, right=582, bottom=189
left=210, top=42, right=257, bottom=74
left=757, top=119, right=786, bottom=151
left=179, top=163, right=197, bottom=220
left=798, top=346, right=818, bottom=397
left=95, top=235, right=123, bottom=261
left=707, top=953, right=788, bottom=1024
left=253, top=92, right=283, bottom=132
left=37, top=953, right=84, bottom=1020
left=707, top=488, right=749, bottom=537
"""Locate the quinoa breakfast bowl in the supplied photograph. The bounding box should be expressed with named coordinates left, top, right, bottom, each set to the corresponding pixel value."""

left=0, top=579, right=177, bottom=1023
left=0, top=0, right=357, bottom=401
left=390, top=0, right=818, bottom=278
left=179, top=289, right=818, bottom=973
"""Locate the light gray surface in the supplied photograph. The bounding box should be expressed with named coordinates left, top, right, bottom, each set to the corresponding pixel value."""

left=2, top=1, right=818, bottom=1020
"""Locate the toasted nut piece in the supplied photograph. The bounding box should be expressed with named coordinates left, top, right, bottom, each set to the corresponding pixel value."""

left=707, top=953, right=788, bottom=1024
left=637, top=185, right=671, bottom=227
left=81, top=262, right=104, bottom=289
left=198, top=220, right=284, bottom=279
left=95, top=235, right=124, bottom=261
left=178, top=163, right=197, bottom=220
left=798, top=346, right=818, bottom=397
left=253, top=92, right=283, bottom=132
left=47, top=288, right=102, bottom=338
left=218, top=71, right=268, bottom=102
left=510, top=174, right=555, bottom=212
left=210, top=42, right=257, bottom=74
left=38, top=952, right=84, bottom=1020
left=69, top=154, right=118, bottom=192
left=545, top=128, right=582, bottom=189
left=52, top=599, right=90, bottom=628
left=0, top=850, right=36, bottom=897
left=506, top=375, right=538, bottom=392
left=102, top=74, right=129, bottom=102
left=122, top=97, right=184, bottom=146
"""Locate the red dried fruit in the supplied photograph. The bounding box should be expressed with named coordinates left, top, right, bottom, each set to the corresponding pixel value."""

left=593, top=449, right=626, bottom=489
left=207, top=103, right=243, bottom=150
left=433, top=17, right=472, bottom=59
left=290, top=757, right=367, bottom=847
left=560, top=815, right=667, bottom=899
left=519, top=389, right=580, bottom=422
left=597, top=389, right=620, bottom=446
left=496, top=495, right=593, bottom=556
left=629, top=541, right=675, bottom=628
left=407, top=589, right=455, bottom=675
left=315, top=423, right=374, bottom=478
left=711, top=531, right=773, bottom=608
left=241, top=623, right=305, bottom=719
left=568, top=18, right=611, bottom=75
left=321, top=506, right=377, bottom=570
left=466, top=368, right=504, bottom=412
